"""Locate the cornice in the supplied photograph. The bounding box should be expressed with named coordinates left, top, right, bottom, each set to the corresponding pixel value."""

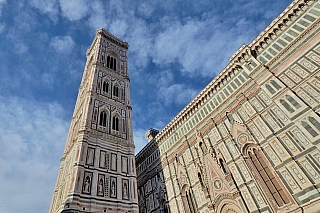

left=86, top=28, right=129, bottom=57
left=136, top=139, right=158, bottom=164
left=154, top=0, right=315, bottom=146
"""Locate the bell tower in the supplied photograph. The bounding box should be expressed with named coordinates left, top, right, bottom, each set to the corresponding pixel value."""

left=49, top=29, right=138, bottom=213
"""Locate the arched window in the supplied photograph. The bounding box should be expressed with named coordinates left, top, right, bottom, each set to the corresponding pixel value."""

left=107, top=55, right=117, bottom=71
left=219, top=158, right=228, bottom=174
left=199, top=142, right=207, bottom=153
left=112, top=116, right=119, bottom=131
left=198, top=173, right=204, bottom=186
left=280, top=99, right=295, bottom=113
left=99, top=111, right=107, bottom=127
left=286, top=95, right=301, bottom=109
left=113, top=85, right=119, bottom=97
left=107, top=56, right=110, bottom=67
left=186, top=190, right=196, bottom=213
left=309, top=117, right=320, bottom=131
left=103, top=81, right=109, bottom=93
left=249, top=149, right=289, bottom=206
left=270, top=80, right=282, bottom=90
left=266, top=84, right=276, bottom=94
left=181, top=186, right=196, bottom=213
left=302, top=121, right=318, bottom=137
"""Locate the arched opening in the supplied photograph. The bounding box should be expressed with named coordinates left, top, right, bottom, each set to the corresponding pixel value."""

left=112, top=115, right=119, bottom=131
left=113, top=85, right=119, bottom=97
left=219, top=158, right=228, bottom=174
left=107, top=55, right=117, bottom=71
left=99, top=111, right=107, bottom=127
left=102, top=81, right=109, bottom=93
left=280, top=99, right=295, bottom=113
left=181, top=185, right=196, bottom=213
left=266, top=84, right=276, bottom=94
left=248, top=148, right=289, bottom=206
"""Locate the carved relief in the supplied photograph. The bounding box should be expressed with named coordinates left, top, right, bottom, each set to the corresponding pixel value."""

left=122, top=156, right=128, bottom=173
left=111, top=153, right=117, bottom=171
left=99, top=151, right=106, bottom=168
left=110, top=177, right=117, bottom=198
left=86, top=147, right=95, bottom=166
left=291, top=64, right=308, bottom=78
left=97, top=174, right=105, bottom=196
left=82, top=172, right=93, bottom=194
left=290, top=127, right=310, bottom=147
left=250, top=97, right=263, bottom=111
left=122, top=179, right=129, bottom=200
left=299, top=58, right=316, bottom=72
left=259, top=91, right=272, bottom=105
left=306, top=52, right=320, bottom=64
left=301, top=160, right=320, bottom=181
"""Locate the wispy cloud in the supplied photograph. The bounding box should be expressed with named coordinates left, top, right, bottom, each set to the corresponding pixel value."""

left=158, top=83, right=198, bottom=106
left=29, top=0, right=59, bottom=22
left=0, top=0, right=294, bottom=212
left=0, top=22, right=5, bottom=33
left=0, top=0, right=6, bottom=16
left=0, top=95, right=69, bottom=212
left=50, top=35, right=75, bottom=54
left=59, top=0, right=89, bottom=21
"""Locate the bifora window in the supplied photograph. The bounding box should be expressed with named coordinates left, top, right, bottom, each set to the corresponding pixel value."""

left=113, top=85, right=119, bottom=97
left=107, top=55, right=117, bottom=71
left=112, top=116, right=119, bottom=131
left=280, top=94, right=301, bottom=113
left=99, top=111, right=107, bottom=127
left=301, top=116, right=320, bottom=137
left=249, top=149, right=289, bottom=206
left=102, top=81, right=109, bottom=93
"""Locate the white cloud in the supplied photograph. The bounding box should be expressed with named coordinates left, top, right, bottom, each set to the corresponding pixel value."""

left=50, top=35, right=75, bottom=54
left=126, top=18, right=153, bottom=69
left=29, top=0, right=59, bottom=21
left=14, top=41, right=28, bottom=54
left=158, top=83, right=198, bottom=106
left=109, top=19, right=128, bottom=38
left=0, top=22, right=5, bottom=33
left=59, top=0, right=89, bottom=21
left=0, top=0, right=6, bottom=16
left=137, top=2, right=154, bottom=18
left=0, top=95, right=69, bottom=213
left=6, top=30, right=29, bottom=54
left=87, top=0, right=107, bottom=30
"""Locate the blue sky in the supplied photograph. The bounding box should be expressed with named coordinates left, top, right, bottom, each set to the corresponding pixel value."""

left=0, top=0, right=293, bottom=212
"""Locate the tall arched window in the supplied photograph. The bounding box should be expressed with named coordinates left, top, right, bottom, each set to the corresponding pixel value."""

left=112, top=116, right=119, bottom=131
left=198, top=173, right=203, bottom=186
left=309, top=117, right=320, bottom=131
left=266, top=84, right=276, bottom=94
left=219, top=158, right=228, bottom=174
left=181, top=186, right=196, bottom=213
left=249, top=149, right=289, bottom=206
left=280, top=99, right=295, bottom=113
left=103, top=81, right=109, bottom=93
left=107, top=55, right=117, bottom=71
left=286, top=95, right=301, bottom=109
left=113, top=85, right=119, bottom=97
left=99, top=111, right=107, bottom=127
left=302, top=121, right=318, bottom=137
left=270, top=80, right=282, bottom=90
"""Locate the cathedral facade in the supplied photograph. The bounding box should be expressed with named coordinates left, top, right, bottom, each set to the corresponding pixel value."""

left=50, top=0, right=320, bottom=212
left=136, top=0, right=320, bottom=213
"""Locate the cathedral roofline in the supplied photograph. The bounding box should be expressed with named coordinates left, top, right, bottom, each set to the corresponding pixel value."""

left=86, top=28, right=129, bottom=56
left=154, top=0, right=314, bottom=145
